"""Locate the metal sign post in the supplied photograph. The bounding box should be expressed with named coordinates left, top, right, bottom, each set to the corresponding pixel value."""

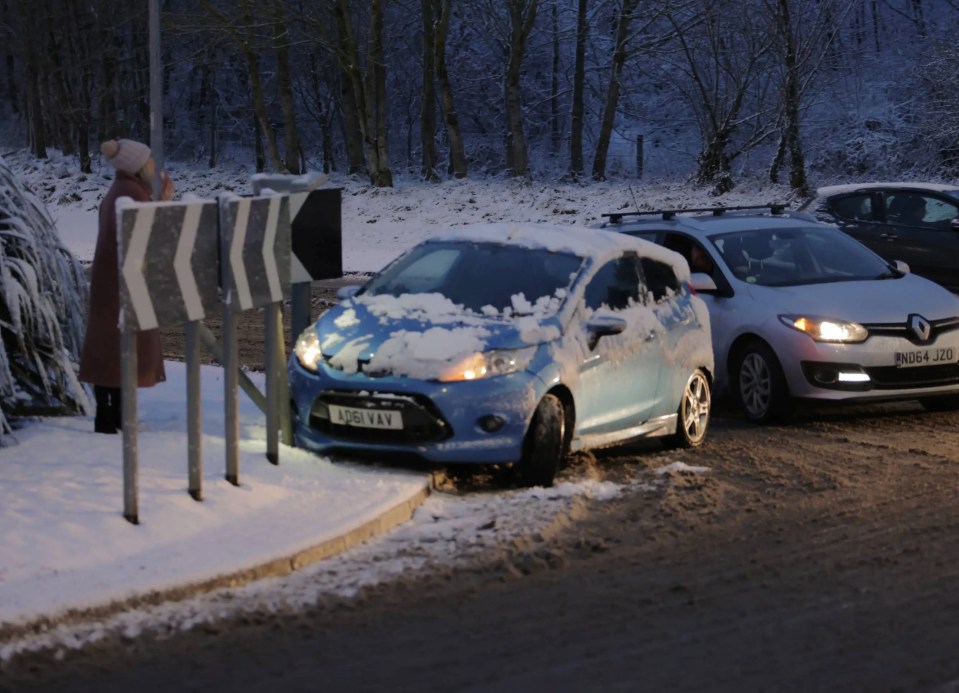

left=120, top=327, right=139, bottom=525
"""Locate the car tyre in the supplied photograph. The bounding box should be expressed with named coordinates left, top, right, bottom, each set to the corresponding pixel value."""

left=734, top=342, right=793, bottom=424
left=664, top=369, right=711, bottom=449
left=517, top=394, right=566, bottom=488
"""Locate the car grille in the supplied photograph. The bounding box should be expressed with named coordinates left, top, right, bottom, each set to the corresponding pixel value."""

left=308, top=390, right=452, bottom=443
left=864, top=317, right=959, bottom=346
left=864, top=364, right=959, bottom=389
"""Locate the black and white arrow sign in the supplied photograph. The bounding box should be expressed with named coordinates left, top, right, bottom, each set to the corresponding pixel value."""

left=218, top=194, right=291, bottom=312
left=118, top=198, right=220, bottom=331
left=288, top=188, right=342, bottom=282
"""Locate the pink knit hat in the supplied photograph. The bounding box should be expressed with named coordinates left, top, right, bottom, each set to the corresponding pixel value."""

left=100, top=139, right=151, bottom=174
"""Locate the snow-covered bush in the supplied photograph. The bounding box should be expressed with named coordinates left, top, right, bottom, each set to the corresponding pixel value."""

left=0, top=156, right=90, bottom=441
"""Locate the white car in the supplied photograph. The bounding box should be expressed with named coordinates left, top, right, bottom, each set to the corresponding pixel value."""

left=600, top=205, right=959, bottom=423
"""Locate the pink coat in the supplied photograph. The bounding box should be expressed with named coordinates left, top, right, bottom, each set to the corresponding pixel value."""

left=78, top=172, right=165, bottom=388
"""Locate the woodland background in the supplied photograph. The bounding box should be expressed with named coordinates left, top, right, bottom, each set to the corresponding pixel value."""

left=1, top=0, right=958, bottom=196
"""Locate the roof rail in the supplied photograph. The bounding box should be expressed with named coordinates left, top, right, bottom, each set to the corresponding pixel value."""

left=601, top=203, right=789, bottom=224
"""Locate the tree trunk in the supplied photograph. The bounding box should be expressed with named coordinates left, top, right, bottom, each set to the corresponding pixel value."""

left=245, top=45, right=285, bottom=173
left=333, top=0, right=371, bottom=177
left=369, top=0, right=393, bottom=186
left=22, top=3, right=46, bottom=160
left=569, top=0, right=587, bottom=178
left=768, top=0, right=808, bottom=196
left=549, top=3, right=561, bottom=158
left=420, top=0, right=439, bottom=181
left=696, top=131, right=734, bottom=193
left=592, top=0, right=638, bottom=181
left=434, top=0, right=467, bottom=178
left=274, top=5, right=302, bottom=175
left=504, top=0, right=538, bottom=178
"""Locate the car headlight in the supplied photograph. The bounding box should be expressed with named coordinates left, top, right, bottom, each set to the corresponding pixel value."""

left=779, top=314, right=868, bottom=343
left=436, top=347, right=537, bottom=382
left=293, top=326, right=323, bottom=372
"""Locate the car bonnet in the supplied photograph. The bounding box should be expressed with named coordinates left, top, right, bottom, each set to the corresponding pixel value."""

left=312, top=294, right=562, bottom=378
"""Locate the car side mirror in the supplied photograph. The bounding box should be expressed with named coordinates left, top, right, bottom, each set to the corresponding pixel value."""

left=690, top=272, right=718, bottom=292
left=893, top=259, right=910, bottom=274
left=689, top=271, right=733, bottom=298
left=336, top=285, right=362, bottom=300
left=586, top=313, right=627, bottom=350
left=951, top=218, right=959, bottom=233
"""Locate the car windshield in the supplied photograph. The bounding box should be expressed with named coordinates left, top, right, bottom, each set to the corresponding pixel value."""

left=360, top=240, right=584, bottom=314
left=710, top=226, right=897, bottom=287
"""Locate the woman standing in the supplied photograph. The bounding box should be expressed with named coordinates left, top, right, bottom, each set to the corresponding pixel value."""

left=78, top=139, right=174, bottom=433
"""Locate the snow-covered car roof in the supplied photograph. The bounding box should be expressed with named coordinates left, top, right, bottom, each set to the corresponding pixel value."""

left=814, top=182, right=959, bottom=196
left=426, top=222, right=691, bottom=282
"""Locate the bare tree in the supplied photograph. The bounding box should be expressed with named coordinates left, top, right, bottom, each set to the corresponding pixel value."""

left=433, top=0, right=467, bottom=177
left=504, top=0, right=539, bottom=178
left=272, top=0, right=303, bottom=174
left=568, top=0, right=588, bottom=178
left=199, top=0, right=285, bottom=173
left=765, top=0, right=851, bottom=195
left=420, top=0, right=440, bottom=180
left=665, top=0, right=777, bottom=193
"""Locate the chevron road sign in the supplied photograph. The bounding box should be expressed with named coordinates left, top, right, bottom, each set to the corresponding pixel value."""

left=116, top=195, right=221, bottom=524
left=218, top=194, right=292, bottom=312
left=218, top=192, right=293, bottom=480
left=118, top=198, right=220, bottom=330
left=250, top=174, right=342, bottom=282
left=288, top=188, right=342, bottom=282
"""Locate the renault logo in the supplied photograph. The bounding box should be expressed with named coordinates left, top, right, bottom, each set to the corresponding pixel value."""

left=909, top=314, right=932, bottom=342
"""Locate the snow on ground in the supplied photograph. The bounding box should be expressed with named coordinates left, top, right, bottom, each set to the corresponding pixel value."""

left=0, top=150, right=748, bottom=660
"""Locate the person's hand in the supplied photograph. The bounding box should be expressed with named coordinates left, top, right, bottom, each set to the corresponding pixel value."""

left=160, top=170, right=174, bottom=201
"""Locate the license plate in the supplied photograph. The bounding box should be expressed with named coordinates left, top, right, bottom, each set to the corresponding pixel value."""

left=895, top=347, right=956, bottom=368
left=328, top=404, right=403, bottom=430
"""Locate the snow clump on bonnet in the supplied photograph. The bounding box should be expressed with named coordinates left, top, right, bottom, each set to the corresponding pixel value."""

left=100, top=139, right=150, bottom=175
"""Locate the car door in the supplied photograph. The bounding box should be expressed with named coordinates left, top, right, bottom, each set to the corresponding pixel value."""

left=638, top=255, right=702, bottom=417
left=877, top=191, right=959, bottom=291
left=574, top=253, right=664, bottom=437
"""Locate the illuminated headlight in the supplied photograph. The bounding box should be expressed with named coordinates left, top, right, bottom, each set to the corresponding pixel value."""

left=780, top=315, right=868, bottom=343
left=437, top=347, right=536, bottom=382
left=293, top=326, right=323, bottom=372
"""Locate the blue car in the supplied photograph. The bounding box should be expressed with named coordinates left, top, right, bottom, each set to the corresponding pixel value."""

left=289, top=223, right=714, bottom=486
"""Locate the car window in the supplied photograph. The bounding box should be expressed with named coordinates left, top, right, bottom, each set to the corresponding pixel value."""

left=373, top=247, right=459, bottom=294
left=640, top=257, right=681, bottom=302
left=885, top=193, right=958, bottom=229
left=828, top=193, right=875, bottom=222
left=583, top=255, right=644, bottom=311
left=662, top=233, right=714, bottom=276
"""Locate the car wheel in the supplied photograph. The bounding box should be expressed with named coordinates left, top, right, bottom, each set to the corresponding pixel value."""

left=734, top=342, right=793, bottom=424
left=919, top=395, right=959, bottom=412
left=517, top=394, right=566, bottom=488
left=664, top=369, right=711, bottom=449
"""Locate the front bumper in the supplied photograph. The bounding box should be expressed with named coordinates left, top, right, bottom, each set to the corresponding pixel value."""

left=773, top=328, right=959, bottom=402
left=288, top=356, right=545, bottom=464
